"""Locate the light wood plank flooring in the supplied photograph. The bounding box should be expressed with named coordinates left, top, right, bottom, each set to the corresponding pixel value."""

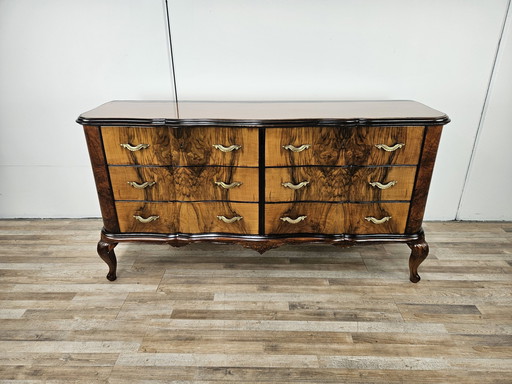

left=0, top=220, right=511, bottom=383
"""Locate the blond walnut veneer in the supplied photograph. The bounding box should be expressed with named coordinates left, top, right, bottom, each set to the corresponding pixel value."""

left=78, top=100, right=449, bottom=283
left=102, top=126, right=259, bottom=166
left=265, top=126, right=424, bottom=166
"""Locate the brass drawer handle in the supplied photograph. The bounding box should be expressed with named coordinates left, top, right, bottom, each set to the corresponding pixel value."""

left=369, top=180, right=397, bottom=190
left=282, top=181, right=309, bottom=190
left=127, top=181, right=156, bottom=189
left=120, top=143, right=150, bottom=151
left=133, top=215, right=159, bottom=223
left=374, top=143, right=405, bottom=152
left=217, top=215, right=243, bottom=223
left=365, top=216, right=392, bottom=224
left=213, top=144, right=241, bottom=152
left=280, top=215, right=307, bottom=224
left=215, top=181, right=243, bottom=189
left=283, top=144, right=311, bottom=152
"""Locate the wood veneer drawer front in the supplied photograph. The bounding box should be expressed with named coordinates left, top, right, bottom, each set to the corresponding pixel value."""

left=102, top=127, right=170, bottom=165
left=266, top=166, right=416, bottom=202
left=265, top=203, right=342, bottom=234
left=346, top=202, right=409, bottom=234
left=265, top=202, right=409, bottom=234
left=116, top=202, right=258, bottom=234
left=109, top=166, right=258, bottom=202
left=266, top=126, right=424, bottom=166
left=102, top=126, right=258, bottom=166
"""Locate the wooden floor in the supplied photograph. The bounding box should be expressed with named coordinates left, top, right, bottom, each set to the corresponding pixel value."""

left=0, top=220, right=511, bottom=383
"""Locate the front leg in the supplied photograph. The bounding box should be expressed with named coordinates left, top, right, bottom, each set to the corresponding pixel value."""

left=97, top=240, right=118, bottom=281
left=407, top=236, right=429, bottom=283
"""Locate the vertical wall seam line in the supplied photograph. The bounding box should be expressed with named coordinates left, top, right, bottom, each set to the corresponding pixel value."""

left=455, top=0, right=511, bottom=220
left=164, top=0, right=179, bottom=118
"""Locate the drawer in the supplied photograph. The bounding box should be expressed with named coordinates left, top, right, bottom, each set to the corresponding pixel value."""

left=265, top=202, right=409, bottom=235
left=266, top=126, right=424, bottom=166
left=116, top=202, right=258, bottom=234
left=266, top=166, right=416, bottom=202
left=109, top=166, right=258, bottom=202
left=102, top=126, right=258, bottom=166
left=345, top=202, right=409, bottom=234
left=265, top=203, right=343, bottom=234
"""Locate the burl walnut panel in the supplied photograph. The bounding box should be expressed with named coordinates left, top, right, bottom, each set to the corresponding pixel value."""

left=102, top=126, right=258, bottom=166
left=344, top=202, right=410, bottom=234
left=266, top=126, right=424, bottom=166
left=406, top=125, right=444, bottom=234
left=265, top=166, right=416, bottom=202
left=109, top=166, right=259, bottom=202
left=83, top=125, right=120, bottom=233
left=116, top=202, right=259, bottom=234
left=265, top=202, right=409, bottom=235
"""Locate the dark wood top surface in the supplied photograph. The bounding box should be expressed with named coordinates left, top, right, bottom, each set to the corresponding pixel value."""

left=77, top=100, right=449, bottom=127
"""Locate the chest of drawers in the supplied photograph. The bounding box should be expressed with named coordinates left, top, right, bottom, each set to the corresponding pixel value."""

left=78, top=100, right=449, bottom=282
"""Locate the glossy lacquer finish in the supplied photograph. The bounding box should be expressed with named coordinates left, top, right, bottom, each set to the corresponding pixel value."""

left=79, top=100, right=449, bottom=282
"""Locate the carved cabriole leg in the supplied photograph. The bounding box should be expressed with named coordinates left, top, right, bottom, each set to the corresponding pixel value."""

left=407, top=236, right=429, bottom=283
left=97, top=240, right=118, bottom=281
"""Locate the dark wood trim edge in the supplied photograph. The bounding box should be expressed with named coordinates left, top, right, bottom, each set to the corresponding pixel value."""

left=100, top=230, right=423, bottom=254
left=258, top=128, right=266, bottom=235
left=76, top=116, right=450, bottom=128
left=83, top=125, right=120, bottom=233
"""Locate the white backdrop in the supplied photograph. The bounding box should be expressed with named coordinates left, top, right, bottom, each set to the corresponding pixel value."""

left=0, top=0, right=511, bottom=220
left=0, top=0, right=174, bottom=217
left=457, top=1, right=512, bottom=220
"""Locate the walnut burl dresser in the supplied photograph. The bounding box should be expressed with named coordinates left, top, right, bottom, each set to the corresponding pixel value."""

left=78, top=100, right=449, bottom=282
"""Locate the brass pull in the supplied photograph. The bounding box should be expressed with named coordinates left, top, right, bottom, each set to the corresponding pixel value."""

left=215, top=181, right=243, bottom=189
left=283, top=144, right=311, bottom=152
left=133, top=215, right=159, bottom=223
left=217, top=215, right=243, bottom=223
left=365, top=216, right=392, bottom=224
left=282, top=181, right=309, bottom=190
left=374, top=143, right=405, bottom=152
left=369, top=181, right=397, bottom=190
left=127, top=181, right=156, bottom=189
left=213, top=144, right=241, bottom=152
left=120, top=143, right=150, bottom=151
left=280, top=215, right=307, bottom=224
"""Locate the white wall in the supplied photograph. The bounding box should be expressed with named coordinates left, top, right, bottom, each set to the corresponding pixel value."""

left=0, top=0, right=175, bottom=217
left=457, top=2, right=512, bottom=220
left=168, top=0, right=510, bottom=220
left=0, top=0, right=510, bottom=220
